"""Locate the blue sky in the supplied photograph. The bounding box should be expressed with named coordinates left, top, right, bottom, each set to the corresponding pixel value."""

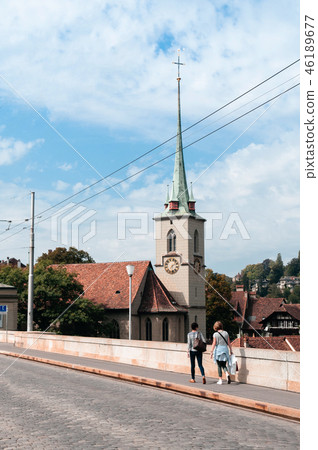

left=0, top=0, right=300, bottom=276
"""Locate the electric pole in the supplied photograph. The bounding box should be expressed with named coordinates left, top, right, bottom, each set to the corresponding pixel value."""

left=27, top=192, right=35, bottom=332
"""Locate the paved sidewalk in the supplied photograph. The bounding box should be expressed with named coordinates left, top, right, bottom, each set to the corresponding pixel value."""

left=0, top=342, right=299, bottom=419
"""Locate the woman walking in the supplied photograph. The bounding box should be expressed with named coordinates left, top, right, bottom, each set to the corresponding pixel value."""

left=187, top=322, right=206, bottom=384
left=210, top=321, right=233, bottom=385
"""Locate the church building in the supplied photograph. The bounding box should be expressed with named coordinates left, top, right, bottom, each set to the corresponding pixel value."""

left=62, top=58, right=206, bottom=342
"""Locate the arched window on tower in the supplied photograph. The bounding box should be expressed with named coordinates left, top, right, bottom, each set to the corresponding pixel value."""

left=162, top=318, right=169, bottom=341
left=167, top=229, right=176, bottom=252
left=194, top=229, right=199, bottom=253
left=146, top=318, right=152, bottom=341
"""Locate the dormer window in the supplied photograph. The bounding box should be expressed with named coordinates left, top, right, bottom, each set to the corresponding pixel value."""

left=167, top=229, right=176, bottom=252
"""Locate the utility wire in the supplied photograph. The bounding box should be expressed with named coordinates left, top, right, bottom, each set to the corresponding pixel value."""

left=0, top=59, right=299, bottom=239
left=180, top=73, right=299, bottom=147
left=35, top=59, right=300, bottom=217
left=7, top=81, right=298, bottom=238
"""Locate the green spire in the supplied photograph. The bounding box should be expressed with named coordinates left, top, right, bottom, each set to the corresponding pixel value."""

left=171, top=51, right=189, bottom=213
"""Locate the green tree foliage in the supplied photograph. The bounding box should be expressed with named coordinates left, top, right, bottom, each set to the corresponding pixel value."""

left=268, top=253, right=284, bottom=284
left=244, top=263, right=265, bottom=283
left=288, top=285, right=300, bottom=304
left=37, top=247, right=95, bottom=265
left=266, top=283, right=284, bottom=298
left=242, top=271, right=249, bottom=291
left=58, top=297, right=113, bottom=336
left=0, top=264, right=111, bottom=335
left=283, top=287, right=291, bottom=301
left=240, top=259, right=274, bottom=295
left=205, top=269, right=238, bottom=340
left=262, top=258, right=273, bottom=278
left=284, top=256, right=300, bottom=277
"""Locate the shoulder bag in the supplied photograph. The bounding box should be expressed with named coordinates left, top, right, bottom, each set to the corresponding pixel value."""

left=193, top=331, right=207, bottom=352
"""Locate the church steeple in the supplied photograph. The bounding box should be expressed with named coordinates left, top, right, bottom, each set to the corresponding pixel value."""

left=155, top=52, right=206, bottom=340
left=167, top=50, right=195, bottom=214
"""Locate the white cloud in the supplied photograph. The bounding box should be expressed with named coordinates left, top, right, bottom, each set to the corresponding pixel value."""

left=53, top=180, right=70, bottom=191
left=72, top=182, right=86, bottom=193
left=0, top=1, right=299, bottom=139
left=58, top=162, right=73, bottom=171
left=0, top=136, right=43, bottom=166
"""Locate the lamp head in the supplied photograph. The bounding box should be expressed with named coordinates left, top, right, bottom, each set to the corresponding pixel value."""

left=126, top=264, right=135, bottom=277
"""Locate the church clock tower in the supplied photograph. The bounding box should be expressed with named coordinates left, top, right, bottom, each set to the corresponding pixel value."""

left=154, top=52, right=206, bottom=338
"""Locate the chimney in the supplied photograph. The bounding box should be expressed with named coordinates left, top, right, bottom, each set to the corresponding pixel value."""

left=17, top=259, right=21, bottom=268
left=7, top=257, right=10, bottom=265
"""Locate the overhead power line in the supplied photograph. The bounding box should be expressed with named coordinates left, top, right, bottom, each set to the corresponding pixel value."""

left=0, top=59, right=299, bottom=240
left=1, top=80, right=298, bottom=242
left=35, top=59, right=300, bottom=218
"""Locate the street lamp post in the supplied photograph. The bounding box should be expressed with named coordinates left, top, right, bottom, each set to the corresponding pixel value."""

left=126, top=265, right=135, bottom=340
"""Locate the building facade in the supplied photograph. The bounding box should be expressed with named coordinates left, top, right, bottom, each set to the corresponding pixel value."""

left=0, top=283, right=18, bottom=331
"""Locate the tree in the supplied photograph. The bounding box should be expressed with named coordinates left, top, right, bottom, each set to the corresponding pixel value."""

left=37, top=247, right=95, bottom=265
left=288, top=285, right=300, bottom=304
left=283, top=287, right=291, bottom=301
left=266, top=283, right=284, bottom=298
left=242, top=271, right=249, bottom=291
left=268, top=253, right=284, bottom=284
left=240, top=258, right=275, bottom=296
left=205, top=269, right=238, bottom=340
left=284, top=255, right=300, bottom=277
left=58, top=297, right=114, bottom=336
left=262, top=258, right=273, bottom=278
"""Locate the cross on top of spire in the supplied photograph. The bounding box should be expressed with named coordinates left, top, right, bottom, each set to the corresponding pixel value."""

left=172, top=49, right=185, bottom=80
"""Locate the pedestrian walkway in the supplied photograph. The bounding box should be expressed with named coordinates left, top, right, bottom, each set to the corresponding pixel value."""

left=0, top=342, right=299, bottom=420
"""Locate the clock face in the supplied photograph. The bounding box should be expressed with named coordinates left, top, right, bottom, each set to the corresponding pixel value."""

left=164, top=257, right=180, bottom=274
left=194, top=258, right=201, bottom=273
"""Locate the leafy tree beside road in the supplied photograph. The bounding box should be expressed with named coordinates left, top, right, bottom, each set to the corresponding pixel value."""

left=0, top=261, right=112, bottom=336
left=37, top=246, right=95, bottom=265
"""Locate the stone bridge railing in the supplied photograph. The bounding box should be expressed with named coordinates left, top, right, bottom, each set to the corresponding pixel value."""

left=0, top=331, right=299, bottom=392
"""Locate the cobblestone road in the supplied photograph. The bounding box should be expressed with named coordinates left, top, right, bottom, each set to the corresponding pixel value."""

left=0, top=356, right=299, bottom=449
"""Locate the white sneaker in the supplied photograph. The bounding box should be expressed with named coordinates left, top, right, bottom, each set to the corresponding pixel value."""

left=217, top=380, right=222, bottom=385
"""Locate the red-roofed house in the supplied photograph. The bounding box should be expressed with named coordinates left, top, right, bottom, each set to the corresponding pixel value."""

left=60, top=261, right=187, bottom=342
left=229, top=286, right=300, bottom=337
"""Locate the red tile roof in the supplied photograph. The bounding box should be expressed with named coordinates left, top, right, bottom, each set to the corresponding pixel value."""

left=244, top=297, right=300, bottom=331
left=231, top=335, right=300, bottom=351
left=245, top=297, right=285, bottom=330
left=138, top=269, right=187, bottom=314
left=53, top=261, right=186, bottom=314
left=284, top=304, right=300, bottom=321
left=56, top=261, right=150, bottom=309
left=230, top=291, right=249, bottom=324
